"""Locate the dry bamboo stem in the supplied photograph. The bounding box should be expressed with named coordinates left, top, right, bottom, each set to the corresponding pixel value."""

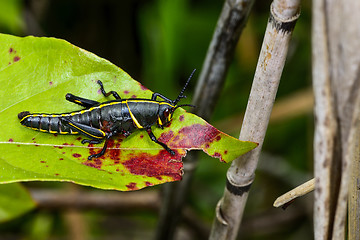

left=312, top=0, right=360, bottom=239
left=192, top=0, right=255, bottom=120
left=209, top=1, right=300, bottom=239
left=348, top=115, right=360, bottom=239
left=311, top=1, right=337, bottom=238
left=154, top=1, right=255, bottom=239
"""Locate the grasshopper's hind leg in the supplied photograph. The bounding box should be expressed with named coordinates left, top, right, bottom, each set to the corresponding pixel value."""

left=61, top=118, right=110, bottom=159
left=65, top=93, right=100, bottom=109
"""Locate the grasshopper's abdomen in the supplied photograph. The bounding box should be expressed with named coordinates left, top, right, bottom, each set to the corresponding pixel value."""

left=18, top=111, right=77, bottom=134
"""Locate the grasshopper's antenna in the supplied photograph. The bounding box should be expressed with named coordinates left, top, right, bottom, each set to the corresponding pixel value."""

left=173, top=69, right=196, bottom=105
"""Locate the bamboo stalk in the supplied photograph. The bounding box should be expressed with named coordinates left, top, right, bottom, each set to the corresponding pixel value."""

left=209, top=1, right=300, bottom=239
left=312, top=1, right=360, bottom=238
left=348, top=118, right=360, bottom=239
left=192, top=0, right=255, bottom=120
left=154, top=1, right=255, bottom=239
left=311, top=1, right=337, bottom=238
left=329, top=1, right=360, bottom=237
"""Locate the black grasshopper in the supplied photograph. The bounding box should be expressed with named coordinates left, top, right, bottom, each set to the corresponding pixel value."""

left=18, top=70, right=195, bottom=160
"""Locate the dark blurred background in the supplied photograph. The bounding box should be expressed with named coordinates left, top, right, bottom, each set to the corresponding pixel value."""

left=0, top=0, right=313, bottom=239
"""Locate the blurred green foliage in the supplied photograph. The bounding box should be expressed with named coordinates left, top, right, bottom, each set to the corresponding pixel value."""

left=0, top=0, right=313, bottom=239
left=0, top=0, right=24, bottom=34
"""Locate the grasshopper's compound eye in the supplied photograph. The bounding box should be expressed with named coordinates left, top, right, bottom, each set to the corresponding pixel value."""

left=163, top=108, right=170, bottom=118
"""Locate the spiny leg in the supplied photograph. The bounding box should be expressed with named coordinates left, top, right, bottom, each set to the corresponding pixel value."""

left=146, top=128, right=175, bottom=155
left=97, top=80, right=121, bottom=99
left=65, top=93, right=99, bottom=109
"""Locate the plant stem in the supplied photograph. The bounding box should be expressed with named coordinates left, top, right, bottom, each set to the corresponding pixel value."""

left=154, top=0, right=255, bottom=239
left=209, top=1, right=300, bottom=239
left=312, top=0, right=360, bottom=238
left=273, top=178, right=315, bottom=208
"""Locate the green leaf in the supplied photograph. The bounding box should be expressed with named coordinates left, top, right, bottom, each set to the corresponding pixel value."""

left=0, top=34, right=257, bottom=191
left=0, top=183, right=36, bottom=222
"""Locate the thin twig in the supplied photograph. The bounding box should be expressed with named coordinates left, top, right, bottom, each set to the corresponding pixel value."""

left=30, top=189, right=159, bottom=210
left=273, top=178, right=315, bottom=208
left=30, top=188, right=211, bottom=238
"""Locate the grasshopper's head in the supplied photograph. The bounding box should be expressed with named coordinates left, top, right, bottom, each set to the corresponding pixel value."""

left=157, top=103, right=175, bottom=128
left=157, top=102, right=195, bottom=128
left=157, top=69, right=196, bottom=128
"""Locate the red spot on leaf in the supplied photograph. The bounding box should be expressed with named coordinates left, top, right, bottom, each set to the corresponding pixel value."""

left=224, top=150, right=228, bottom=154
left=216, top=136, right=221, bottom=141
left=9, top=48, right=13, bottom=53
left=102, top=139, right=121, bottom=160
left=212, top=152, right=224, bottom=162
left=124, top=90, right=129, bottom=94
left=83, top=146, right=105, bottom=169
left=83, top=162, right=101, bottom=169
left=126, top=182, right=138, bottom=190
left=131, top=95, right=137, bottom=98
left=49, top=81, right=53, bottom=85
left=175, top=124, right=221, bottom=148
left=123, top=150, right=183, bottom=181
left=13, top=56, right=20, bottom=62
left=140, top=84, right=148, bottom=90
left=76, top=137, right=82, bottom=141
left=73, top=153, right=81, bottom=158
left=179, top=115, right=185, bottom=121
left=145, top=182, right=152, bottom=186
left=59, top=158, right=64, bottom=160
left=8, top=138, right=13, bottom=142
left=55, top=173, right=59, bottom=176
left=40, top=161, right=46, bottom=163
left=158, top=130, right=174, bottom=144
left=107, top=139, right=115, bottom=148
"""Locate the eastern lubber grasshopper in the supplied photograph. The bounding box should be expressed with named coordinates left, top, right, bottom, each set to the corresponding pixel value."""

left=18, top=70, right=195, bottom=160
